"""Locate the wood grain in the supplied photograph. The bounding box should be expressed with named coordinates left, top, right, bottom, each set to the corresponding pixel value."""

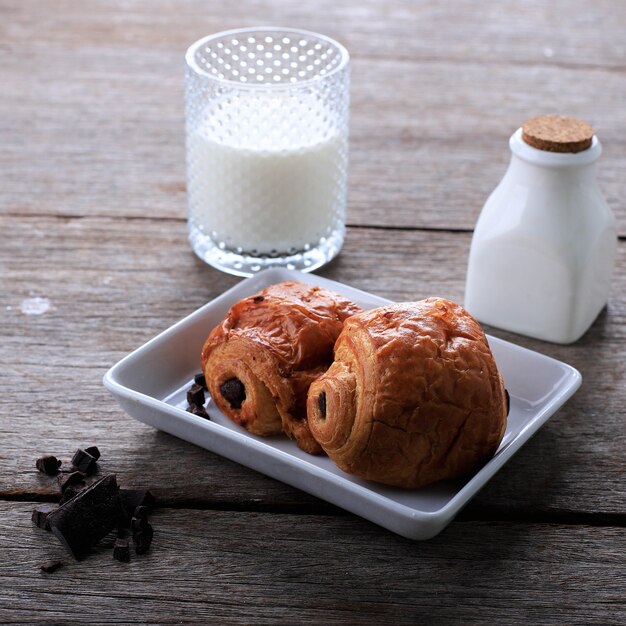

left=1, top=0, right=625, bottom=234
left=1, top=502, right=625, bottom=624
left=2, top=1, right=626, bottom=621
left=1, top=215, right=624, bottom=517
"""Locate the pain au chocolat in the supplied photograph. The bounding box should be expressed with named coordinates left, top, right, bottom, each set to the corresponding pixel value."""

left=307, top=298, right=508, bottom=488
left=201, top=281, right=361, bottom=453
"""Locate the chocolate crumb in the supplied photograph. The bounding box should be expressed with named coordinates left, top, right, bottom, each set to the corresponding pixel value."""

left=133, top=505, right=149, bottom=520
left=40, top=560, right=63, bottom=573
left=119, top=489, right=155, bottom=527
left=32, top=504, right=57, bottom=531
left=71, top=449, right=97, bottom=475
left=193, top=373, right=207, bottom=390
left=36, top=455, right=62, bottom=476
left=186, top=404, right=210, bottom=419
left=131, top=515, right=144, bottom=535
left=120, top=489, right=155, bottom=510
left=84, top=446, right=101, bottom=461
left=113, top=538, right=131, bottom=563
left=59, top=483, right=86, bottom=505
left=131, top=507, right=151, bottom=535
left=133, top=521, right=154, bottom=555
left=57, top=471, right=86, bottom=494
left=187, top=383, right=205, bottom=408
left=120, top=489, right=156, bottom=527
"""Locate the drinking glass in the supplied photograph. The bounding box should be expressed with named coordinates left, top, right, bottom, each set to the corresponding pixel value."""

left=185, top=27, right=350, bottom=277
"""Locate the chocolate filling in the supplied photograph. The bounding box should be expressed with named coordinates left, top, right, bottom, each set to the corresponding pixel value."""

left=318, top=392, right=327, bottom=419
left=220, top=378, right=246, bottom=409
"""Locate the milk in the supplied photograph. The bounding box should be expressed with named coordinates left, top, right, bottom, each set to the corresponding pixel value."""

left=187, top=93, right=347, bottom=255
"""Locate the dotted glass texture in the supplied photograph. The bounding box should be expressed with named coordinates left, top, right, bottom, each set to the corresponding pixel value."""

left=185, top=28, right=350, bottom=277
left=191, top=31, right=344, bottom=85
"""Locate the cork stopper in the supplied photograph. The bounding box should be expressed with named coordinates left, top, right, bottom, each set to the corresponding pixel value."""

left=522, top=115, right=595, bottom=153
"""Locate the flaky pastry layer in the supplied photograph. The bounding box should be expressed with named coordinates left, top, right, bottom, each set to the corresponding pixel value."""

left=201, top=281, right=361, bottom=453
left=307, top=298, right=508, bottom=487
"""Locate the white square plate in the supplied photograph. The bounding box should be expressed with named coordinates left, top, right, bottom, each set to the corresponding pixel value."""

left=103, top=268, right=581, bottom=540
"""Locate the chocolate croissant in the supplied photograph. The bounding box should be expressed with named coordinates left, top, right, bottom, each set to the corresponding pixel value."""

left=307, top=298, right=508, bottom=487
left=201, top=281, right=362, bottom=453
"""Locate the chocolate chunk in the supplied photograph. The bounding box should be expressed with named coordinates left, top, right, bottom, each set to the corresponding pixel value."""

left=71, top=449, right=97, bottom=475
left=36, top=455, right=62, bottom=476
left=133, top=521, right=154, bottom=555
left=113, top=538, right=130, bottom=563
left=131, top=514, right=146, bottom=535
left=119, top=489, right=155, bottom=527
left=130, top=505, right=151, bottom=534
left=133, top=505, right=149, bottom=520
left=220, top=378, right=246, bottom=409
left=31, top=504, right=57, bottom=531
left=40, top=560, right=63, bottom=573
left=252, top=295, right=264, bottom=302
left=59, top=483, right=85, bottom=504
left=84, top=445, right=101, bottom=461
left=47, top=474, right=123, bottom=560
left=193, top=372, right=207, bottom=390
left=57, top=470, right=86, bottom=494
left=318, top=392, right=327, bottom=419
left=186, top=404, right=210, bottom=419
left=187, top=383, right=205, bottom=408
left=120, top=489, right=155, bottom=511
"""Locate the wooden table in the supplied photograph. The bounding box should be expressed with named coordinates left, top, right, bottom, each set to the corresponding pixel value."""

left=2, top=1, right=625, bottom=623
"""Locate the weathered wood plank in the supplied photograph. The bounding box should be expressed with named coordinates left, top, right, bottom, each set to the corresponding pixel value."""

left=1, top=502, right=624, bottom=624
left=1, top=0, right=625, bottom=234
left=2, top=1, right=625, bottom=621
left=4, top=0, right=626, bottom=69
left=1, top=215, right=624, bottom=517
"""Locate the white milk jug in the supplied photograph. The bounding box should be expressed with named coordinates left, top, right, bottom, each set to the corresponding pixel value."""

left=465, top=116, right=617, bottom=344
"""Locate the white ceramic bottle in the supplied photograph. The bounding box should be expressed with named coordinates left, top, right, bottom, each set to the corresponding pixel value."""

left=465, top=116, right=617, bottom=344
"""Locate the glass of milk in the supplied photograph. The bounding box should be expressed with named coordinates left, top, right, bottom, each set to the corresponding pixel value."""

left=185, top=28, right=350, bottom=276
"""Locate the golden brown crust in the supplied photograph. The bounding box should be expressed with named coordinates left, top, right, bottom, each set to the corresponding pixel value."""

left=201, top=281, right=361, bottom=453
left=522, top=115, right=594, bottom=153
left=307, top=298, right=508, bottom=488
